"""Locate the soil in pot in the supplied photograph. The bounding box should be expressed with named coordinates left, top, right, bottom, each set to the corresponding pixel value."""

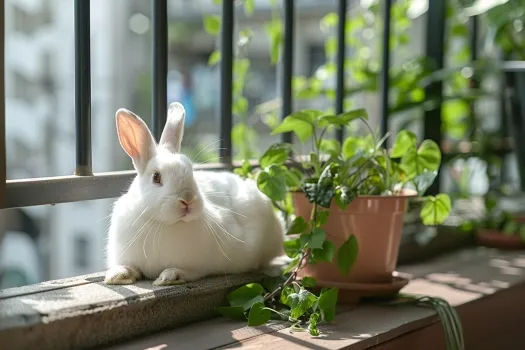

left=293, top=190, right=415, bottom=297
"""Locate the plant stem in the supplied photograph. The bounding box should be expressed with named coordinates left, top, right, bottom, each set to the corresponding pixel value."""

left=263, top=249, right=311, bottom=302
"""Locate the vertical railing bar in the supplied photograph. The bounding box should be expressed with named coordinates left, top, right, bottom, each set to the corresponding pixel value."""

left=0, top=0, right=6, bottom=208
left=74, top=0, right=93, bottom=176
left=379, top=0, right=392, bottom=138
left=281, top=0, right=294, bottom=144
left=469, top=15, right=479, bottom=140
left=219, top=0, right=234, bottom=164
left=152, top=0, right=168, bottom=142
left=424, top=0, right=446, bottom=195
left=335, top=0, right=347, bottom=143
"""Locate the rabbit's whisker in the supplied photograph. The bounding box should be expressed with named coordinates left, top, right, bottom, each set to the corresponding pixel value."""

left=142, top=218, right=159, bottom=259
left=205, top=216, right=226, bottom=245
left=212, top=203, right=248, bottom=219
left=131, top=205, right=151, bottom=227
left=205, top=211, right=245, bottom=244
left=192, top=139, right=222, bottom=163
left=117, top=215, right=156, bottom=261
left=204, top=216, right=231, bottom=261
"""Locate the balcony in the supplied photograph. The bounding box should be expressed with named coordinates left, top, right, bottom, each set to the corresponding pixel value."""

left=2, top=1, right=525, bottom=349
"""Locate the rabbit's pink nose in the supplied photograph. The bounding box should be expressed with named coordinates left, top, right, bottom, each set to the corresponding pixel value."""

left=179, top=197, right=195, bottom=209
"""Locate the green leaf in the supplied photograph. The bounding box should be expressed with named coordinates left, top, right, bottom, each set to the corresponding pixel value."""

left=233, top=96, right=248, bottom=116
left=334, top=186, right=355, bottom=210
left=308, top=313, right=321, bottom=336
left=208, top=50, right=221, bottom=66
left=260, top=143, right=292, bottom=168
left=311, top=240, right=335, bottom=263
left=284, top=238, right=302, bottom=258
left=287, top=216, right=309, bottom=235
left=412, top=171, right=438, bottom=195
left=285, top=168, right=303, bottom=188
left=317, top=287, right=338, bottom=322
left=288, top=288, right=318, bottom=320
left=257, top=165, right=286, bottom=201
left=337, top=235, right=359, bottom=275
left=401, top=140, right=442, bottom=178
left=325, top=37, right=338, bottom=58
left=420, top=194, right=451, bottom=226
left=217, top=306, right=246, bottom=320
left=264, top=19, right=282, bottom=64
left=342, top=137, right=363, bottom=159
left=309, top=228, right=326, bottom=249
left=316, top=211, right=330, bottom=226
left=283, top=256, right=300, bottom=274
left=227, top=283, right=265, bottom=310
left=271, top=115, right=313, bottom=142
left=321, top=12, right=338, bottom=28
left=302, top=276, right=317, bottom=288
left=304, top=163, right=339, bottom=208
left=248, top=302, right=272, bottom=326
left=280, top=285, right=294, bottom=306
left=338, top=108, right=368, bottom=122
left=243, top=0, right=255, bottom=16
left=391, top=130, right=417, bottom=158
left=203, top=15, right=221, bottom=36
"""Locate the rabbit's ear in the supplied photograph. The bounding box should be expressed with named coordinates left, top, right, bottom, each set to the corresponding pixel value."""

left=159, top=102, right=185, bottom=153
left=116, top=108, right=156, bottom=174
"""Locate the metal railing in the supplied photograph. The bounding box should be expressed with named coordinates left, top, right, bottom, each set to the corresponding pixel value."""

left=1, top=0, right=450, bottom=209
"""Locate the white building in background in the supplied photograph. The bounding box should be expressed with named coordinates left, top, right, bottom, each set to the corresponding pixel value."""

left=3, top=0, right=139, bottom=282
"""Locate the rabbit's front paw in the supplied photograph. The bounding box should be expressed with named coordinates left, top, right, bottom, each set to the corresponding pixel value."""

left=153, top=268, right=188, bottom=286
left=104, top=265, right=141, bottom=285
left=153, top=268, right=205, bottom=286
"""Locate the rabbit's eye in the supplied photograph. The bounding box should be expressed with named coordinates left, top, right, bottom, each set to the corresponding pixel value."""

left=152, top=172, right=162, bottom=185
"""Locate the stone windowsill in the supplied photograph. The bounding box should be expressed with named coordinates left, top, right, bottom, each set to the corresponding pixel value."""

left=1, top=248, right=525, bottom=350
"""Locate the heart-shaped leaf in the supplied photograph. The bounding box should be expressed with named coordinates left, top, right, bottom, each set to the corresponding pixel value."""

left=301, top=276, right=317, bottom=288
left=283, top=238, right=302, bottom=258
left=227, top=283, right=265, bottom=310
left=391, top=130, right=417, bottom=158
left=248, top=302, right=272, bottom=326
left=337, top=235, right=359, bottom=275
left=257, top=165, right=286, bottom=201
left=287, top=216, right=309, bottom=235
left=288, top=288, right=318, bottom=320
left=308, top=228, right=326, bottom=249
left=420, top=194, right=451, bottom=225
left=412, top=171, right=438, bottom=194
left=401, top=139, right=442, bottom=178
left=260, top=143, right=292, bottom=168
left=311, top=241, right=335, bottom=263
left=317, top=287, right=338, bottom=322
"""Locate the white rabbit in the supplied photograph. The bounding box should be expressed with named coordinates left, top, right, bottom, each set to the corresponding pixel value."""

left=104, top=102, right=285, bottom=286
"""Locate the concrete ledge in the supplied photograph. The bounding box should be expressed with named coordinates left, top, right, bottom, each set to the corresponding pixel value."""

left=2, top=249, right=525, bottom=350
left=0, top=271, right=267, bottom=349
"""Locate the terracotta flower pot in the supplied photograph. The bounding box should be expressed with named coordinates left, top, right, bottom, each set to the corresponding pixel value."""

left=293, top=190, right=416, bottom=285
left=476, top=229, right=525, bottom=250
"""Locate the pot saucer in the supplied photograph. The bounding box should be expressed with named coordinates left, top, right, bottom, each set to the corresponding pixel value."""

left=304, top=275, right=410, bottom=304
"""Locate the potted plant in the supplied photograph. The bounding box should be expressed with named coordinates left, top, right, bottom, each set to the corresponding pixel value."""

left=474, top=192, right=525, bottom=249
left=220, top=108, right=452, bottom=334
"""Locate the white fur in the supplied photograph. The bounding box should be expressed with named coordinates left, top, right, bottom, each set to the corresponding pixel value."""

left=105, top=103, right=284, bottom=285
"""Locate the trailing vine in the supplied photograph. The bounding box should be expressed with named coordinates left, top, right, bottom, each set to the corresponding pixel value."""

left=225, top=107, right=451, bottom=335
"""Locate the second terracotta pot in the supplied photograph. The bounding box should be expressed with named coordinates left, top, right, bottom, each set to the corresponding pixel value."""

left=293, top=191, right=415, bottom=285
